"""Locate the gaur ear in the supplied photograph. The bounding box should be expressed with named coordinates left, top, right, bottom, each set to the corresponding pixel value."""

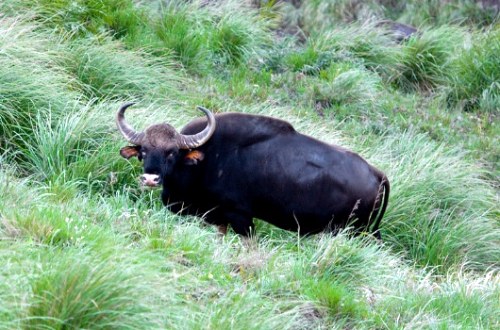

left=120, top=146, right=140, bottom=159
left=184, top=150, right=205, bottom=165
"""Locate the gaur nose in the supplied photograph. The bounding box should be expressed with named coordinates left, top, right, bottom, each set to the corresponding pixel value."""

left=140, top=174, right=160, bottom=186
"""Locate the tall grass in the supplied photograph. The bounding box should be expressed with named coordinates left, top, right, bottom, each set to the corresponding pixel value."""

left=392, top=26, right=466, bottom=91
left=395, top=0, right=499, bottom=27
left=294, top=0, right=498, bottom=33
left=307, top=64, right=383, bottom=115
left=12, top=104, right=125, bottom=193
left=152, top=1, right=212, bottom=71
left=0, top=18, right=78, bottom=155
left=0, top=1, right=499, bottom=329
left=448, top=27, right=500, bottom=111
left=300, top=0, right=385, bottom=33
left=0, top=17, right=183, bottom=191
left=307, top=24, right=401, bottom=79
left=365, top=131, right=499, bottom=271
left=5, top=0, right=143, bottom=37
left=150, top=0, right=272, bottom=71
left=23, top=249, right=155, bottom=329
left=207, top=0, right=272, bottom=66
left=59, top=37, right=181, bottom=101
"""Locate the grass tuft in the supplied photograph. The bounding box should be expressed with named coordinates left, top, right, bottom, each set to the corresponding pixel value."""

left=152, top=1, right=211, bottom=72
left=448, top=27, right=500, bottom=111
left=208, top=1, right=272, bottom=66
left=15, top=0, right=142, bottom=37
left=309, top=64, right=383, bottom=115
left=59, top=37, right=181, bottom=101
left=24, top=250, right=154, bottom=329
left=392, top=26, right=466, bottom=91
left=0, top=18, right=78, bottom=154
left=367, top=132, right=499, bottom=271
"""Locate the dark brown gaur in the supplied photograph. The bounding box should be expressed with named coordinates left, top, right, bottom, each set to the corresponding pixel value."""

left=117, top=103, right=390, bottom=239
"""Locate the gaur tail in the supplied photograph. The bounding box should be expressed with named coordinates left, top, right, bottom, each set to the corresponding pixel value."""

left=370, top=176, right=390, bottom=239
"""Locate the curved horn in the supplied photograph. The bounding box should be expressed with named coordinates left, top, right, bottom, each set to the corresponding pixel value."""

left=116, top=102, right=145, bottom=145
left=178, top=106, right=216, bottom=149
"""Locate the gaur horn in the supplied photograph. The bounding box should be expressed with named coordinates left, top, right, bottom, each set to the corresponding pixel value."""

left=116, top=102, right=145, bottom=145
left=177, top=106, right=216, bottom=149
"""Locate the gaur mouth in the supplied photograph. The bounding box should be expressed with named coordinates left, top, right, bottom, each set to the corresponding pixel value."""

left=141, top=182, right=161, bottom=188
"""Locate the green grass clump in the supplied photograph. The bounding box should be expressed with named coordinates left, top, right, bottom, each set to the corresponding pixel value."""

left=302, top=279, right=368, bottom=323
left=393, top=26, right=465, bottom=91
left=24, top=249, right=154, bottom=329
left=309, top=25, right=402, bottom=80
left=0, top=19, right=78, bottom=154
left=448, top=27, right=500, bottom=111
left=367, top=132, right=499, bottom=271
left=308, top=64, right=383, bottom=115
left=396, top=0, right=499, bottom=27
left=152, top=1, right=211, bottom=72
left=297, top=0, right=498, bottom=30
left=300, top=0, right=384, bottom=33
left=12, top=0, right=143, bottom=37
left=208, top=1, right=272, bottom=66
left=151, top=0, right=272, bottom=72
left=377, top=271, right=500, bottom=329
left=12, top=104, right=128, bottom=193
left=60, top=38, right=181, bottom=101
left=0, top=166, right=107, bottom=246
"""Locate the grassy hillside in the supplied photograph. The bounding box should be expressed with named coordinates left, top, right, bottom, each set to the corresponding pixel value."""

left=0, top=0, right=498, bottom=329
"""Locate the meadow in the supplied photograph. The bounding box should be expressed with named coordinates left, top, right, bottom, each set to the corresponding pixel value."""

left=0, top=0, right=498, bottom=329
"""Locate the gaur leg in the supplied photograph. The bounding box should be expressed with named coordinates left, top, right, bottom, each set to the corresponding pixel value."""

left=161, top=188, right=170, bottom=206
left=225, top=210, right=254, bottom=237
left=162, top=188, right=186, bottom=214
left=217, top=224, right=228, bottom=236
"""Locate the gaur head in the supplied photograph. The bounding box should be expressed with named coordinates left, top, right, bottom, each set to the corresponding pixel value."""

left=116, top=102, right=216, bottom=187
